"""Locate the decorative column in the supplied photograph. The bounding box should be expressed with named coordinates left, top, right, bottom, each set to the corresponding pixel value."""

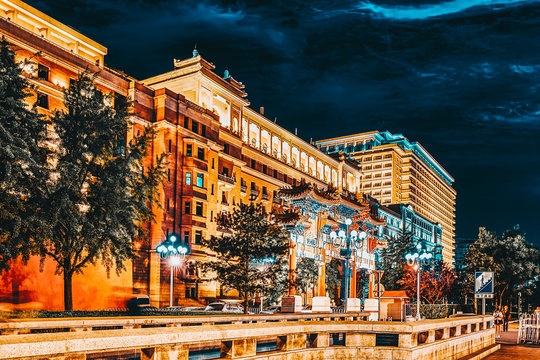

left=350, top=262, right=357, bottom=298
left=318, top=249, right=326, bottom=296
left=288, top=242, right=297, bottom=295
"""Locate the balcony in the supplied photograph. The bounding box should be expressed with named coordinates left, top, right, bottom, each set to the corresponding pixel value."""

left=218, top=173, right=235, bottom=185
left=240, top=184, right=247, bottom=193
left=250, top=189, right=260, bottom=198
left=261, top=193, right=269, bottom=201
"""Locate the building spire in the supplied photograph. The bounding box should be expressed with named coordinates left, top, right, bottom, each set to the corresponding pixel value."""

left=192, top=44, right=199, bottom=58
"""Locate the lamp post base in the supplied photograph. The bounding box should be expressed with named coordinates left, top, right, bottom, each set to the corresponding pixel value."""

left=281, top=295, right=302, bottom=313
left=312, top=296, right=331, bottom=313
left=345, top=298, right=361, bottom=312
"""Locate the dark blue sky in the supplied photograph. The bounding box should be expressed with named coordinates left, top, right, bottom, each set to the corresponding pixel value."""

left=29, top=0, right=540, bottom=246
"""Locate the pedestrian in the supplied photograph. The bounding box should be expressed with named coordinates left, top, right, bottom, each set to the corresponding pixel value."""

left=502, top=305, right=510, bottom=332
left=493, top=308, right=503, bottom=338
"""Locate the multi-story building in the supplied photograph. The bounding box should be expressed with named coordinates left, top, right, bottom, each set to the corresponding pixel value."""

left=314, top=131, right=456, bottom=265
left=0, top=0, right=456, bottom=309
left=378, top=204, right=443, bottom=261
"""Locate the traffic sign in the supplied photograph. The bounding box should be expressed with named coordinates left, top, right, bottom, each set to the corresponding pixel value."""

left=475, top=293, right=493, bottom=299
left=475, top=271, right=494, bottom=295
left=373, top=284, right=385, bottom=298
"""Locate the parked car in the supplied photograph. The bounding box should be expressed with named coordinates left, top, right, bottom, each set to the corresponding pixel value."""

left=261, top=305, right=281, bottom=314
left=127, top=294, right=157, bottom=315
left=204, top=302, right=243, bottom=313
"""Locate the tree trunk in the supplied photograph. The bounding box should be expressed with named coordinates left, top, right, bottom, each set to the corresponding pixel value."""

left=243, top=291, right=249, bottom=314
left=64, top=271, right=73, bottom=311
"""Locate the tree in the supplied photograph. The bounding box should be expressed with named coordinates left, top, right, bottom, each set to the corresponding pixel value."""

left=463, top=226, right=540, bottom=308
left=264, top=256, right=319, bottom=307
left=202, top=202, right=290, bottom=314
left=378, top=230, right=414, bottom=289
left=35, top=73, right=165, bottom=310
left=0, top=39, right=50, bottom=270
left=398, top=261, right=457, bottom=303
left=325, top=258, right=342, bottom=303
left=297, top=257, right=319, bottom=292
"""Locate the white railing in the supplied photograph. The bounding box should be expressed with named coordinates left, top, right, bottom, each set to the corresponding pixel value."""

left=518, top=313, right=540, bottom=344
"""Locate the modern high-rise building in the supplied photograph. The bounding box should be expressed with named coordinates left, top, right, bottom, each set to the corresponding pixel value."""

left=314, top=131, right=456, bottom=265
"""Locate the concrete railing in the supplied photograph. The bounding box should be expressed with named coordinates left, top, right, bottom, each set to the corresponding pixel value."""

left=0, top=312, right=369, bottom=336
left=0, top=315, right=498, bottom=360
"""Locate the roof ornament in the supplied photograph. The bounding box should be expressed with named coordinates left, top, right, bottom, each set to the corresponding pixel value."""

left=224, top=69, right=230, bottom=79
left=192, top=44, right=199, bottom=58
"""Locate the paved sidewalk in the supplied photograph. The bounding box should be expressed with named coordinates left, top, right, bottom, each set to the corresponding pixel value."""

left=485, top=323, right=540, bottom=360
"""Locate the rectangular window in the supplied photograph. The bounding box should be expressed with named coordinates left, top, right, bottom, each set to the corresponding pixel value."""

left=223, top=143, right=229, bottom=154
left=167, top=168, right=171, bottom=182
left=183, top=230, right=190, bottom=243
left=195, top=202, right=203, bottom=216
left=262, top=186, right=267, bottom=195
left=168, top=139, right=172, bottom=153
left=251, top=181, right=256, bottom=190
left=166, top=198, right=170, bottom=211
left=197, top=147, right=205, bottom=160
left=186, top=144, right=192, bottom=157
left=37, top=64, right=49, bottom=81
left=284, top=174, right=288, bottom=183
left=195, top=230, right=202, bottom=244
left=185, top=172, right=191, bottom=185
left=251, top=159, right=256, bottom=169
left=211, top=184, right=214, bottom=195
left=201, top=124, right=206, bottom=137
left=262, top=164, right=267, bottom=174
left=37, top=93, right=49, bottom=109
left=196, top=173, right=204, bottom=188
left=184, top=201, right=191, bottom=215
left=211, top=158, right=215, bottom=169
left=184, top=116, right=189, bottom=128
left=192, top=121, right=199, bottom=134
left=273, top=169, right=278, bottom=178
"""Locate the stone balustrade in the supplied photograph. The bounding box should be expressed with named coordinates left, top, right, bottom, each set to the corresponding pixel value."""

left=0, top=314, right=498, bottom=360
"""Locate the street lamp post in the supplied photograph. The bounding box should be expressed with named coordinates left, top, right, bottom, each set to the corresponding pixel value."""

left=156, top=233, right=189, bottom=307
left=330, top=219, right=367, bottom=303
left=405, top=244, right=433, bottom=321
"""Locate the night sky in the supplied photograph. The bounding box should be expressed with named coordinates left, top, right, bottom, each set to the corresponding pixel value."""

left=28, top=0, right=540, bottom=247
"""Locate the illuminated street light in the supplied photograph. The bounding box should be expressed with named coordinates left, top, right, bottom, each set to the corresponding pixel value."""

left=405, top=245, right=433, bottom=321
left=156, top=233, right=190, bottom=307
left=329, top=218, right=366, bottom=303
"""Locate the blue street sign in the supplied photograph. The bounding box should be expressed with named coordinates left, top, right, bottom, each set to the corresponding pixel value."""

left=475, top=271, right=494, bottom=295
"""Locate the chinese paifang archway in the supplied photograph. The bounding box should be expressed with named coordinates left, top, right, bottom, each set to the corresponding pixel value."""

left=275, top=180, right=387, bottom=303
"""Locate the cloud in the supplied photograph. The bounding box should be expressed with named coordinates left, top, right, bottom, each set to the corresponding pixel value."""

left=356, top=0, right=538, bottom=21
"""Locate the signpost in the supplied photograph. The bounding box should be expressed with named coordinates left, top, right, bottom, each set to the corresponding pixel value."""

left=474, top=271, right=494, bottom=315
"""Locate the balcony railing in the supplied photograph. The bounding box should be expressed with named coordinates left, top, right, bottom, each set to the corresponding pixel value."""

left=261, top=193, right=269, bottom=201
left=218, top=173, right=235, bottom=185
left=250, top=189, right=260, bottom=197
left=240, top=185, right=247, bottom=193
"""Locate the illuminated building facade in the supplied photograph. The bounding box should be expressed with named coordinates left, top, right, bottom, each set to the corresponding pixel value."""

left=0, top=0, right=455, bottom=309
left=314, top=132, right=456, bottom=265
